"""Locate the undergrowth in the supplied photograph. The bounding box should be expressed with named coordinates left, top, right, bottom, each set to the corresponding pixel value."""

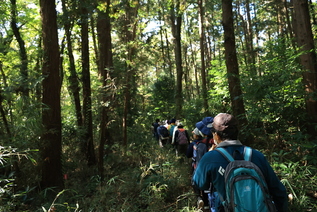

left=1, top=134, right=317, bottom=211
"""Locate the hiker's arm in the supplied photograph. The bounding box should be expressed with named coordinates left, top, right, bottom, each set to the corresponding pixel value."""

left=185, top=131, right=190, bottom=142
left=193, top=153, right=212, bottom=190
left=256, top=151, right=288, bottom=212
left=266, top=164, right=288, bottom=211
left=186, top=143, right=194, bottom=158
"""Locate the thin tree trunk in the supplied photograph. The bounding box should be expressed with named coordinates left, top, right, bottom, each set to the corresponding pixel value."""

left=159, top=11, right=167, bottom=74
left=81, top=0, right=96, bottom=165
left=122, top=1, right=138, bottom=146
left=0, top=62, right=11, bottom=137
left=10, top=0, right=29, bottom=96
left=164, top=28, right=173, bottom=78
left=91, top=14, right=100, bottom=76
left=284, top=0, right=296, bottom=49
left=222, top=0, right=250, bottom=145
left=40, top=0, right=63, bottom=189
left=189, top=39, right=200, bottom=97
left=35, top=37, right=42, bottom=102
left=170, top=0, right=183, bottom=119
left=245, top=0, right=256, bottom=74
left=198, top=0, right=209, bottom=114
left=97, top=0, right=114, bottom=180
left=61, top=0, right=83, bottom=127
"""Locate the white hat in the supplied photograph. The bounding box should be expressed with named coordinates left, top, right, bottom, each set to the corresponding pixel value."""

left=193, top=128, right=203, bottom=137
left=177, top=122, right=184, bottom=127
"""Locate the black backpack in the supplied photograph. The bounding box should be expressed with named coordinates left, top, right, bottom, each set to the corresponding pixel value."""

left=158, top=126, right=169, bottom=138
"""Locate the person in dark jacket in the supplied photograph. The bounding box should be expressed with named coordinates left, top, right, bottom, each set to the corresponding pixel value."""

left=186, top=127, right=209, bottom=210
left=186, top=128, right=203, bottom=162
left=152, top=119, right=160, bottom=140
left=157, top=122, right=169, bottom=147
left=193, top=113, right=288, bottom=212
left=172, top=122, right=190, bottom=156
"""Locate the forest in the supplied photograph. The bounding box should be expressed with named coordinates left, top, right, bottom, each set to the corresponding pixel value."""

left=0, top=0, right=317, bottom=211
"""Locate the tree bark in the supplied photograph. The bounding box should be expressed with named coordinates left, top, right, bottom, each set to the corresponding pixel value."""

left=293, top=0, right=317, bottom=138
left=97, top=0, right=114, bottom=180
left=122, top=0, right=138, bottom=146
left=10, top=0, right=29, bottom=96
left=244, top=0, right=256, bottom=75
left=61, top=0, right=83, bottom=127
left=0, top=62, right=11, bottom=137
left=40, top=0, right=63, bottom=189
left=164, top=28, right=173, bottom=78
left=222, top=0, right=250, bottom=145
left=81, top=0, right=96, bottom=165
left=170, top=0, right=183, bottom=119
left=198, top=0, right=209, bottom=114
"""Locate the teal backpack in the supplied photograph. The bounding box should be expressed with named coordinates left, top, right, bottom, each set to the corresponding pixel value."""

left=216, top=147, right=277, bottom=212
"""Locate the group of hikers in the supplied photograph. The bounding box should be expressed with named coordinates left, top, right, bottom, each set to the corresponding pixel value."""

left=152, top=113, right=288, bottom=212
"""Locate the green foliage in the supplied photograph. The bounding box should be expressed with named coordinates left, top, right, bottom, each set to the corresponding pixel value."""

left=208, top=59, right=232, bottom=114
left=0, top=146, right=38, bottom=211
left=44, top=132, right=197, bottom=212
left=2, top=119, right=317, bottom=212
left=269, top=145, right=317, bottom=211
left=148, top=75, right=176, bottom=119
left=40, top=189, right=80, bottom=212
left=240, top=38, right=307, bottom=142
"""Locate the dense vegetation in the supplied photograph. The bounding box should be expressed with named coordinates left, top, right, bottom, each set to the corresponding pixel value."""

left=0, top=0, right=317, bottom=211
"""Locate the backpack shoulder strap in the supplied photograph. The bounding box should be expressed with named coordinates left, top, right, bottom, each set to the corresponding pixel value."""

left=216, top=147, right=234, bottom=162
left=243, top=146, right=252, bottom=161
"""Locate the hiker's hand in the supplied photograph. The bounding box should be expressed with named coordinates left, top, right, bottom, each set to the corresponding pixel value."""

left=210, top=144, right=217, bottom=151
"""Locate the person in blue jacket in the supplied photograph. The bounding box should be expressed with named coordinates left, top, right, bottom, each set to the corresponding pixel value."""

left=193, top=113, right=288, bottom=212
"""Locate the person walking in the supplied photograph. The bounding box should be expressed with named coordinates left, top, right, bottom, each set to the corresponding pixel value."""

left=193, top=113, right=288, bottom=212
left=172, top=122, right=190, bottom=156
left=153, top=119, right=160, bottom=141
left=157, top=121, right=170, bottom=147
left=186, top=127, right=209, bottom=210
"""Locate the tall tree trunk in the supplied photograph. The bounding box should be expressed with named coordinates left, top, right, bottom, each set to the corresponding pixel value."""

left=293, top=0, right=317, bottom=138
left=10, top=0, right=29, bottom=96
left=97, top=0, right=114, bottom=180
left=81, top=0, right=96, bottom=165
left=122, top=0, right=138, bottom=146
left=198, top=0, right=209, bottom=114
left=222, top=0, right=250, bottom=145
left=91, top=14, right=100, bottom=75
left=276, top=0, right=286, bottom=36
left=244, top=0, right=256, bottom=75
left=284, top=0, right=295, bottom=44
left=170, top=0, right=183, bottom=119
left=164, top=28, right=173, bottom=78
left=0, top=62, right=11, bottom=137
left=40, top=0, right=63, bottom=189
left=188, top=39, right=200, bottom=97
left=61, top=0, right=83, bottom=127
left=158, top=11, right=167, bottom=75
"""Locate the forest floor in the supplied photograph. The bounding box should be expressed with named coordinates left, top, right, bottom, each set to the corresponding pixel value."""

left=29, top=134, right=317, bottom=212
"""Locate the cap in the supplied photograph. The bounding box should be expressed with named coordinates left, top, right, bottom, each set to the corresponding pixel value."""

left=196, top=117, right=214, bottom=136
left=211, top=113, right=238, bottom=132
